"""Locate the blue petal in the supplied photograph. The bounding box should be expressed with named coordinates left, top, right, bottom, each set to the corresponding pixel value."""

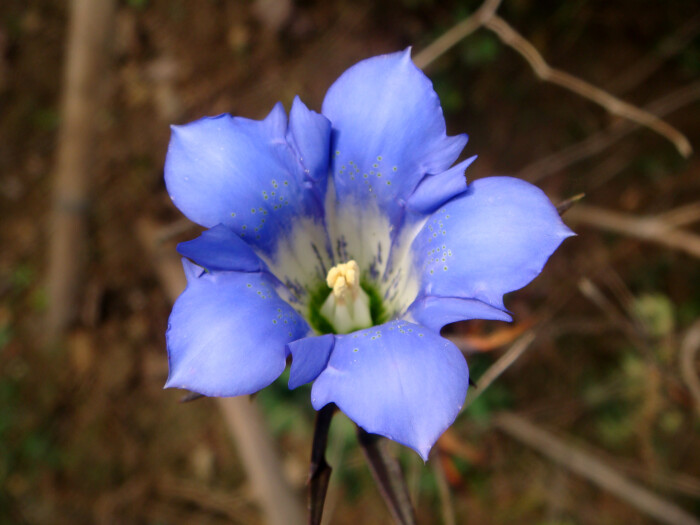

left=177, top=224, right=265, bottom=273
left=322, top=49, right=468, bottom=231
left=287, top=96, right=332, bottom=186
left=311, top=320, right=468, bottom=460
left=406, top=156, right=475, bottom=214
left=164, top=103, right=329, bottom=261
left=408, top=296, right=512, bottom=332
left=165, top=259, right=309, bottom=397
left=287, top=334, right=335, bottom=389
left=412, top=177, right=574, bottom=314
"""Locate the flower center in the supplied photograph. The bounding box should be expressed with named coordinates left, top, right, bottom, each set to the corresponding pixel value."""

left=320, top=260, right=372, bottom=334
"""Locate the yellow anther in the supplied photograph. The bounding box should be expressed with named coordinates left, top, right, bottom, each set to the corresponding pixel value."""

left=320, top=259, right=372, bottom=333
left=326, top=267, right=340, bottom=288
left=333, top=275, right=347, bottom=297
left=326, top=260, right=360, bottom=303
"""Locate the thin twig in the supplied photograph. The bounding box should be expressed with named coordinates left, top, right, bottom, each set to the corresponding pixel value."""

left=414, top=1, right=695, bottom=175
left=484, top=15, right=692, bottom=158
left=413, top=0, right=503, bottom=69
left=447, top=319, right=534, bottom=353
left=577, top=277, right=649, bottom=352
left=46, top=0, right=115, bottom=339
left=585, top=144, right=637, bottom=190
left=657, top=201, right=700, bottom=228
left=137, top=219, right=305, bottom=525
left=431, top=456, right=456, bottom=525
left=465, top=331, right=536, bottom=408
left=556, top=193, right=585, bottom=216
left=155, top=217, right=199, bottom=244
left=607, top=13, right=700, bottom=94
left=492, top=412, right=700, bottom=525
left=565, top=204, right=700, bottom=260
left=179, top=391, right=205, bottom=403
left=617, top=461, right=700, bottom=499
left=216, top=397, right=306, bottom=525
left=680, top=319, right=700, bottom=418
left=519, top=81, right=700, bottom=182
left=155, top=476, right=257, bottom=524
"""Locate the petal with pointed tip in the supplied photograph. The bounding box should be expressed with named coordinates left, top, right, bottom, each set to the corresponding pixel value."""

left=407, top=295, right=512, bottom=332
left=165, top=259, right=309, bottom=397
left=164, top=104, right=328, bottom=259
left=412, top=176, right=574, bottom=310
left=322, top=49, right=467, bottom=230
left=406, top=156, right=475, bottom=214
left=288, top=334, right=335, bottom=389
left=311, top=320, right=468, bottom=460
left=176, top=224, right=265, bottom=273
left=287, top=96, right=332, bottom=186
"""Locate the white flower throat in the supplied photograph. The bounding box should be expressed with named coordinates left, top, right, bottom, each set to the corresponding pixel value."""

left=320, top=260, right=372, bottom=333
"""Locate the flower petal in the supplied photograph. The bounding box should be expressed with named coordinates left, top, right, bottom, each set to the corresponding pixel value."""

left=322, top=49, right=467, bottom=233
left=406, top=156, right=474, bottom=215
left=165, top=259, right=309, bottom=397
left=311, top=320, right=468, bottom=460
left=165, top=103, right=333, bottom=295
left=164, top=104, right=326, bottom=252
left=177, top=224, right=265, bottom=273
left=287, top=334, right=335, bottom=389
left=407, top=296, right=511, bottom=332
left=412, top=176, right=574, bottom=312
left=287, top=96, right=332, bottom=186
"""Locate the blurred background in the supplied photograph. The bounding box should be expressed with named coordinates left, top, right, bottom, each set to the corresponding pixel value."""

left=1, top=0, right=700, bottom=523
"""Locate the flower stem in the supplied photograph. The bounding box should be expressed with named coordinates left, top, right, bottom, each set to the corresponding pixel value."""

left=357, top=428, right=417, bottom=525
left=308, top=403, right=336, bottom=525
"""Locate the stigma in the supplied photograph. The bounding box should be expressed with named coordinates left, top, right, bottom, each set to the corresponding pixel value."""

left=320, top=260, right=372, bottom=333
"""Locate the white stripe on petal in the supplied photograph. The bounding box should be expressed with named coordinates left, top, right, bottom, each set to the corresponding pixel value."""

left=380, top=216, right=426, bottom=317
left=260, top=216, right=332, bottom=306
left=325, top=177, right=429, bottom=321
left=325, top=180, right=393, bottom=281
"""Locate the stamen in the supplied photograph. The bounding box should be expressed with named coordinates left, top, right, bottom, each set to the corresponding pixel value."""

left=321, top=260, right=372, bottom=333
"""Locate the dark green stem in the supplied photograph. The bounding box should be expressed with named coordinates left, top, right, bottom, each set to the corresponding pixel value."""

left=308, top=403, right=336, bottom=525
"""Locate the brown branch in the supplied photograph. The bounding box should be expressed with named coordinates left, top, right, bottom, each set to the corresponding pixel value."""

left=657, top=201, right=700, bottom=229
left=680, top=319, right=700, bottom=418
left=413, top=0, right=503, bottom=69
left=431, top=455, right=456, bottom=525
left=155, top=476, right=257, bottom=524
left=46, top=0, right=116, bottom=339
left=415, top=5, right=695, bottom=177
left=565, top=204, right=700, bottom=260
left=518, top=81, right=700, bottom=182
left=493, top=412, right=700, bottom=525
left=577, top=277, right=649, bottom=351
left=464, top=331, right=536, bottom=408
left=556, top=193, right=586, bottom=216
left=618, top=462, right=700, bottom=499
left=607, top=13, right=700, bottom=94
left=137, top=219, right=305, bottom=525
left=216, top=397, right=306, bottom=525
left=484, top=15, right=692, bottom=158
left=460, top=279, right=587, bottom=412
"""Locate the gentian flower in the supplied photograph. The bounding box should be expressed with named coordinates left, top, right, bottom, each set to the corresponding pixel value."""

left=164, top=50, right=573, bottom=460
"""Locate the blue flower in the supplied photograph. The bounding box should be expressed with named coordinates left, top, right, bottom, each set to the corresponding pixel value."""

left=164, top=50, right=573, bottom=460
